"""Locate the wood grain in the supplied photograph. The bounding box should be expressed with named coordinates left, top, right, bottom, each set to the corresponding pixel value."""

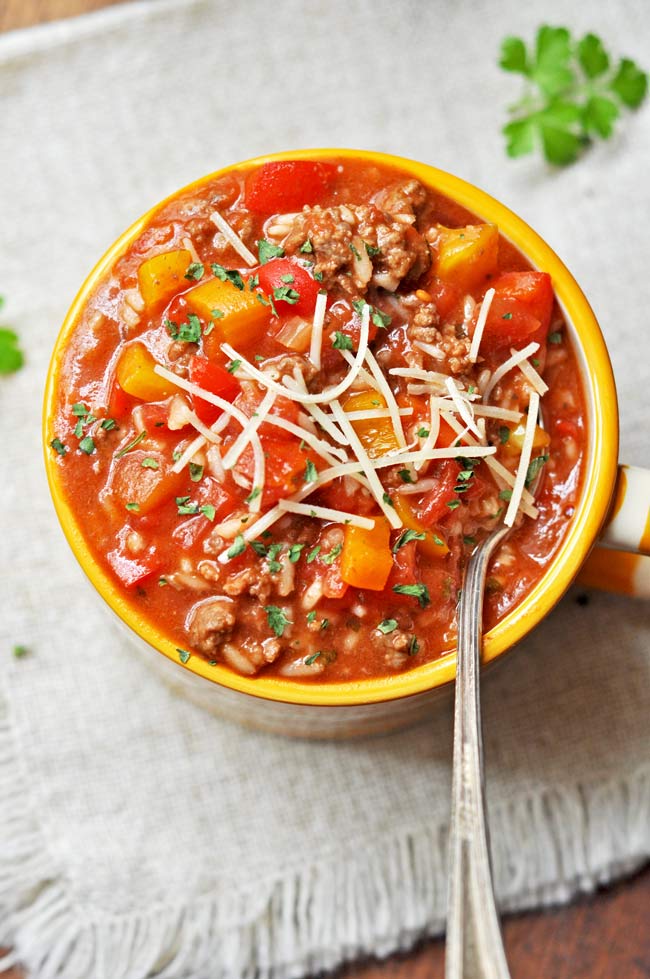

left=0, top=0, right=129, bottom=33
left=1, top=2, right=649, bottom=978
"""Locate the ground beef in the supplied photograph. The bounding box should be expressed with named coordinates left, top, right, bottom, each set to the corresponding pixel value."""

left=283, top=198, right=430, bottom=294
left=186, top=597, right=236, bottom=655
left=373, top=179, right=428, bottom=220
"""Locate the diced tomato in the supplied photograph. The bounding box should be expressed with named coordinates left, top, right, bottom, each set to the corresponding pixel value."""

left=554, top=418, right=579, bottom=439
left=426, top=276, right=463, bottom=322
left=257, top=259, right=321, bottom=317
left=108, top=380, right=134, bottom=420
left=172, top=515, right=210, bottom=550
left=106, top=527, right=161, bottom=588
left=137, top=402, right=170, bottom=430
left=475, top=271, right=554, bottom=351
left=245, top=161, right=337, bottom=213
left=415, top=460, right=460, bottom=526
left=106, top=448, right=186, bottom=515
left=188, top=355, right=240, bottom=426
left=172, top=478, right=237, bottom=549
left=386, top=540, right=419, bottom=603
left=236, top=437, right=315, bottom=507
left=436, top=418, right=459, bottom=449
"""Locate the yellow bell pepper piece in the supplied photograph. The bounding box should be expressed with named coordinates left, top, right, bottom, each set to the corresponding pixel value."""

left=500, top=422, right=551, bottom=457
left=433, top=224, right=498, bottom=294
left=343, top=390, right=400, bottom=458
left=137, top=249, right=192, bottom=308
left=116, top=343, right=175, bottom=401
left=392, top=494, right=450, bottom=559
left=340, top=517, right=393, bottom=591
left=185, top=277, right=271, bottom=350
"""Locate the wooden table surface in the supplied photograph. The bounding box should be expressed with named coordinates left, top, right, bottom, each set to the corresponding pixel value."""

left=2, top=2, right=649, bottom=977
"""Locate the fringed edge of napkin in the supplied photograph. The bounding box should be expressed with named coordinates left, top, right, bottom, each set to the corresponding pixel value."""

left=1, top=689, right=649, bottom=979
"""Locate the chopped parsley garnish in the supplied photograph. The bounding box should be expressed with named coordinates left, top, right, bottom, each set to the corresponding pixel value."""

left=321, top=543, right=342, bottom=565
left=305, top=651, right=321, bottom=665
left=166, top=314, right=202, bottom=343
left=408, top=636, right=420, bottom=655
left=72, top=402, right=89, bottom=417
left=498, top=426, right=511, bottom=444
left=280, top=273, right=294, bottom=284
left=397, top=469, right=414, bottom=483
left=257, top=239, right=284, bottom=264
left=525, top=453, right=550, bottom=486
left=332, top=331, right=354, bottom=351
left=273, top=285, right=300, bottom=304
left=378, top=618, right=398, bottom=635
left=158, top=577, right=168, bottom=586
left=304, top=459, right=318, bottom=483
left=306, top=544, right=321, bottom=563
left=446, top=499, right=461, bottom=510
left=211, top=308, right=225, bottom=319
left=141, top=457, right=159, bottom=470
left=393, top=528, right=426, bottom=552
left=115, top=429, right=147, bottom=459
left=454, top=469, right=475, bottom=493
left=502, top=312, right=513, bottom=320
left=263, top=605, right=292, bottom=637
left=351, top=298, right=391, bottom=329
left=299, top=239, right=313, bottom=254
left=499, top=488, right=513, bottom=501
left=50, top=438, right=67, bottom=456
left=100, top=418, right=117, bottom=431
left=78, top=436, right=95, bottom=455
left=265, top=542, right=283, bottom=572
left=125, top=502, right=141, bottom=512
left=250, top=540, right=268, bottom=557
left=349, top=242, right=362, bottom=260
left=365, top=242, right=381, bottom=257
left=548, top=331, right=563, bottom=344
left=176, top=496, right=198, bottom=515
left=189, top=462, right=204, bottom=482
left=227, top=359, right=242, bottom=374
left=200, top=504, right=216, bottom=521
left=245, top=486, right=261, bottom=504
left=392, top=583, right=431, bottom=608
left=177, top=648, right=191, bottom=664
left=227, top=534, right=246, bottom=558
left=382, top=492, right=395, bottom=508
left=306, top=611, right=316, bottom=623
left=184, top=262, right=204, bottom=281
left=464, top=536, right=477, bottom=547
left=211, top=263, right=244, bottom=290
left=417, top=427, right=430, bottom=438
left=288, top=543, right=305, bottom=563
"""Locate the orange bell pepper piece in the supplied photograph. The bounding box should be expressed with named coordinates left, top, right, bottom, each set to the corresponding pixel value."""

left=185, top=277, right=271, bottom=351
left=107, top=449, right=185, bottom=515
left=343, top=390, right=401, bottom=458
left=500, top=422, right=551, bottom=457
left=137, top=249, right=193, bottom=308
left=340, top=516, right=393, bottom=591
left=432, top=224, right=498, bottom=294
left=116, top=343, right=175, bottom=401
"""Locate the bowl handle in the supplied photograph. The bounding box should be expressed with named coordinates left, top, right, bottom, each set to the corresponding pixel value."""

left=576, top=464, right=650, bottom=597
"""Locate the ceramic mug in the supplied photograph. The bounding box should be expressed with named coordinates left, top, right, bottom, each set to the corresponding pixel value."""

left=43, top=150, right=650, bottom=738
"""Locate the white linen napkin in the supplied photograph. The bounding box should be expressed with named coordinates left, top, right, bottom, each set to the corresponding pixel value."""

left=1, top=1, right=649, bottom=977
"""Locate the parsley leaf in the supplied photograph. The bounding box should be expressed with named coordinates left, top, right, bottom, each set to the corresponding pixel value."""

left=227, top=534, right=246, bottom=558
left=499, top=25, right=648, bottom=165
left=257, top=239, right=284, bottom=264
left=392, top=583, right=431, bottom=608
left=378, top=619, right=398, bottom=635
left=211, top=263, right=244, bottom=290
left=332, top=331, right=354, bottom=351
left=525, top=453, right=549, bottom=486
left=184, top=262, right=204, bottom=281
left=273, top=285, right=300, bottom=304
left=299, top=239, right=313, bottom=254
left=177, top=648, right=191, bottom=664
left=392, top=528, right=426, bottom=553
left=321, top=543, right=342, bottom=565
left=264, top=605, right=292, bottom=637
left=115, top=429, right=147, bottom=459
left=498, top=426, right=511, bottom=444
left=189, top=462, right=204, bottom=482
left=304, top=459, right=318, bottom=483
left=78, top=436, right=95, bottom=455
left=50, top=437, right=67, bottom=456
left=0, top=324, right=24, bottom=374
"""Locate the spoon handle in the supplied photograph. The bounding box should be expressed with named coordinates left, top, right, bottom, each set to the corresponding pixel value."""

left=445, top=529, right=511, bottom=979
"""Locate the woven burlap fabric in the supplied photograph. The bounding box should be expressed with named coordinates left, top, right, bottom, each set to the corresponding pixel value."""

left=1, top=2, right=649, bottom=976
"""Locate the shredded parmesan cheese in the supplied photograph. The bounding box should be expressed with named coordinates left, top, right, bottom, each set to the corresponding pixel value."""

left=468, top=287, right=495, bottom=363
left=171, top=434, right=208, bottom=475
left=209, top=210, right=257, bottom=266
left=181, top=236, right=201, bottom=264
left=414, top=396, right=441, bottom=472
left=504, top=392, right=540, bottom=527
left=482, top=342, right=539, bottom=403
left=221, top=303, right=371, bottom=406
left=364, top=349, right=407, bottom=449
left=278, top=500, right=375, bottom=530
left=308, top=291, right=327, bottom=370
left=513, top=348, right=549, bottom=396
left=222, top=390, right=276, bottom=470
left=445, top=377, right=482, bottom=438
left=370, top=445, right=497, bottom=468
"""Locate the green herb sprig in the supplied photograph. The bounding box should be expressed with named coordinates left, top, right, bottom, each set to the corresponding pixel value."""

left=500, top=26, right=648, bottom=165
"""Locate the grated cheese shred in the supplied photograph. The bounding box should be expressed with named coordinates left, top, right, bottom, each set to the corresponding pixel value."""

left=468, top=287, right=495, bottom=363
left=209, top=210, right=257, bottom=266
left=504, top=392, right=541, bottom=527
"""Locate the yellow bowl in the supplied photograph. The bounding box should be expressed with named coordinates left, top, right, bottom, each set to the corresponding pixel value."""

left=43, top=149, right=619, bottom=737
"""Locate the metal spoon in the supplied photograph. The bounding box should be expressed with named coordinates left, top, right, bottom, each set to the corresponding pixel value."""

left=445, top=519, right=512, bottom=979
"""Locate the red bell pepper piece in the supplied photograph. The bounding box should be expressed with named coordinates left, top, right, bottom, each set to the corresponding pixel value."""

left=257, top=258, right=321, bottom=317
left=475, top=271, right=554, bottom=351
left=245, top=161, right=336, bottom=213
left=415, top=460, right=460, bottom=526
left=188, top=355, right=240, bottom=427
